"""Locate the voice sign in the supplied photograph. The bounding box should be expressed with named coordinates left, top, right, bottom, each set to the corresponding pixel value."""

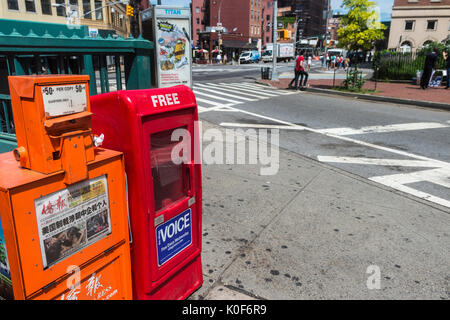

left=156, top=209, right=192, bottom=266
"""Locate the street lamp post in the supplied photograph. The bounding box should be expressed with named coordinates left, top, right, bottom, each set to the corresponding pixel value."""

left=217, top=0, right=225, bottom=63
left=272, top=0, right=278, bottom=80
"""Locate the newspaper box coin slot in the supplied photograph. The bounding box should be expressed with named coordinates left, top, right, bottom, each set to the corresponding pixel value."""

left=90, top=85, right=203, bottom=300
left=0, top=75, right=132, bottom=300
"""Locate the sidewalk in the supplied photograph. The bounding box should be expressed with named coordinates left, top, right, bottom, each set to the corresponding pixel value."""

left=189, top=120, right=450, bottom=300
left=259, top=77, right=450, bottom=106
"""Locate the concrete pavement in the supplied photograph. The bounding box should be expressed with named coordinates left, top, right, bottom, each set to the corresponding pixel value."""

left=189, top=120, right=450, bottom=300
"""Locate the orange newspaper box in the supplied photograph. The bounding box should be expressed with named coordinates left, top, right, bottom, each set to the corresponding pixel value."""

left=0, top=75, right=132, bottom=300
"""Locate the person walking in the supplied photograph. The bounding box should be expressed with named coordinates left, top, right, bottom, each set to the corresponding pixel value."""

left=288, top=52, right=301, bottom=89
left=331, top=54, right=336, bottom=69
left=307, top=54, right=312, bottom=72
left=326, top=53, right=331, bottom=70
left=444, top=50, right=450, bottom=89
left=420, top=47, right=439, bottom=89
left=298, top=50, right=309, bottom=88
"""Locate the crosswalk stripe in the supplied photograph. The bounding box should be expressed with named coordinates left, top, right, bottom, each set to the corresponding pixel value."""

left=193, top=85, right=257, bottom=102
left=217, top=83, right=279, bottom=97
left=195, top=97, right=232, bottom=107
left=237, top=83, right=293, bottom=95
left=193, top=90, right=242, bottom=104
left=205, top=83, right=270, bottom=99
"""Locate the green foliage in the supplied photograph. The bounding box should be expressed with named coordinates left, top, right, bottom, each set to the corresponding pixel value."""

left=337, top=0, right=387, bottom=51
left=373, top=43, right=448, bottom=80
left=342, top=69, right=366, bottom=90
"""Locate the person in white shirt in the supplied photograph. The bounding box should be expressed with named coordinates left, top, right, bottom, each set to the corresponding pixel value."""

left=307, top=54, right=312, bottom=72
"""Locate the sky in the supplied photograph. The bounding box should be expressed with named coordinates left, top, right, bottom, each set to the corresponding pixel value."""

left=151, top=0, right=394, bottom=21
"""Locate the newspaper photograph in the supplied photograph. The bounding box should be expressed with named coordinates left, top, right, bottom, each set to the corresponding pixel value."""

left=34, top=175, right=111, bottom=269
left=0, top=217, right=13, bottom=300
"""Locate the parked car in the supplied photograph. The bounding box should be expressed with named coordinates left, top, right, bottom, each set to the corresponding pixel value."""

left=239, top=50, right=260, bottom=64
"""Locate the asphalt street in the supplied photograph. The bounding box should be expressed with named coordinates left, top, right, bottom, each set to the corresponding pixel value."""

left=190, top=63, right=450, bottom=300
left=193, top=64, right=450, bottom=210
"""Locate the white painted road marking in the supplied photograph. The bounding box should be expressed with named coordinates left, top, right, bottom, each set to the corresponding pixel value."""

left=316, top=156, right=442, bottom=168
left=193, top=84, right=257, bottom=101
left=317, top=122, right=450, bottom=135
left=216, top=104, right=450, bottom=208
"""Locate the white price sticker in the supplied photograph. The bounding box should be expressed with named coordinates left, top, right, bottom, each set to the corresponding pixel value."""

left=41, top=84, right=87, bottom=117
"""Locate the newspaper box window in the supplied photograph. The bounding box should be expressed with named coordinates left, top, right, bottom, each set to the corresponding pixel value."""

left=0, top=75, right=133, bottom=300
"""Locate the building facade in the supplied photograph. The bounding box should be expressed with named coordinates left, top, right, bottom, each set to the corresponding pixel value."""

left=388, top=0, right=450, bottom=52
left=260, top=0, right=273, bottom=46
left=0, top=0, right=130, bottom=37
left=278, top=0, right=328, bottom=40
left=208, top=0, right=263, bottom=50
left=191, top=0, right=207, bottom=48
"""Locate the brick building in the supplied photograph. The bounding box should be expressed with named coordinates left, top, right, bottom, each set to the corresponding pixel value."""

left=388, top=0, right=450, bottom=52
left=191, top=0, right=208, bottom=48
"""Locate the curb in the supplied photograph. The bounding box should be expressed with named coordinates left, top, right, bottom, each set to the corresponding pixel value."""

left=306, top=87, right=450, bottom=111
left=256, top=80, right=450, bottom=111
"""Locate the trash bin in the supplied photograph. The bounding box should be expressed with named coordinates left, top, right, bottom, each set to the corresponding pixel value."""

left=261, top=67, right=271, bottom=80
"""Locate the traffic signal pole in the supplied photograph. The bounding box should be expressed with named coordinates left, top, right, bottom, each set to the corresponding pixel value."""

left=128, top=0, right=140, bottom=38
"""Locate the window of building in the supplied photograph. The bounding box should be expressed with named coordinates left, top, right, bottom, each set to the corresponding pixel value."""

left=94, top=0, right=103, bottom=20
left=423, top=40, right=433, bottom=47
left=41, top=0, right=51, bottom=14
left=400, top=41, right=412, bottom=53
left=266, top=36, right=269, bottom=43
left=83, top=0, right=92, bottom=19
left=25, top=0, right=36, bottom=12
left=55, top=0, right=66, bottom=16
left=266, top=15, right=270, bottom=21
left=196, top=18, right=200, bottom=24
left=267, top=2, right=270, bottom=9
left=405, top=20, right=414, bottom=31
left=7, top=0, right=19, bottom=10
left=69, top=0, right=79, bottom=17
left=196, top=7, right=200, bottom=13
left=427, top=20, right=437, bottom=30
left=448, top=21, right=450, bottom=31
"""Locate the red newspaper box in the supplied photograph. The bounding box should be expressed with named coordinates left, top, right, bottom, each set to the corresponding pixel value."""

left=90, top=86, right=202, bottom=300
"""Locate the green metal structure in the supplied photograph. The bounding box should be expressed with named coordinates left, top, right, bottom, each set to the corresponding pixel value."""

left=0, top=20, right=154, bottom=153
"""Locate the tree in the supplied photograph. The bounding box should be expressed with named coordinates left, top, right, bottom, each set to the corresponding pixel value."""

left=337, top=0, right=386, bottom=61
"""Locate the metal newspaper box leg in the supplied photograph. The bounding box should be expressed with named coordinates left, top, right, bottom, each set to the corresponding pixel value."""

left=90, top=85, right=203, bottom=300
left=0, top=75, right=133, bottom=300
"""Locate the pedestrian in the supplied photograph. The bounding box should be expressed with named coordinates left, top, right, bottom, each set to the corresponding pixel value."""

left=326, top=53, right=331, bottom=70
left=444, top=50, right=450, bottom=89
left=307, top=54, right=312, bottom=72
left=331, top=54, right=336, bottom=69
left=420, top=47, right=439, bottom=89
left=288, top=52, right=301, bottom=89
left=217, top=52, right=222, bottom=64
left=320, top=54, right=325, bottom=68
left=224, top=54, right=227, bottom=65
left=298, top=50, right=309, bottom=88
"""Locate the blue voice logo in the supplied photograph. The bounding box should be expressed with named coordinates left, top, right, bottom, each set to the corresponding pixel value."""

left=156, top=209, right=192, bottom=266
